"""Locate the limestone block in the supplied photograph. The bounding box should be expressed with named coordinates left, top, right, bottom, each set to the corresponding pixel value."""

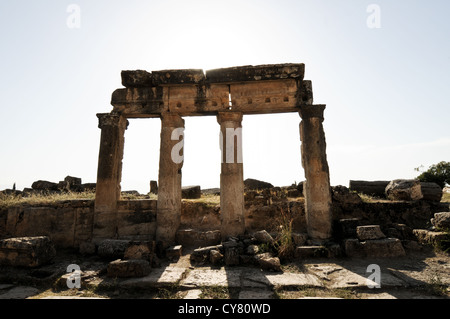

left=166, top=245, right=182, bottom=261
left=420, top=182, right=443, bottom=202
left=98, top=239, right=130, bottom=259
left=295, top=246, right=328, bottom=259
left=356, top=225, right=386, bottom=241
left=343, top=239, right=365, bottom=258
left=107, top=259, right=151, bottom=278
left=385, top=179, right=423, bottom=201
left=0, top=236, right=56, bottom=267
left=253, top=230, right=275, bottom=245
left=431, top=212, right=450, bottom=230
left=361, top=238, right=406, bottom=258
left=181, top=186, right=201, bottom=199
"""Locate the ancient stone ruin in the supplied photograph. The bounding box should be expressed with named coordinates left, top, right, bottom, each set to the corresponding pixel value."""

left=94, top=64, right=332, bottom=248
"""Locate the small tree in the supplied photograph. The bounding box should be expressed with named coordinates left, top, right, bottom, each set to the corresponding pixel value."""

left=415, top=161, right=450, bottom=189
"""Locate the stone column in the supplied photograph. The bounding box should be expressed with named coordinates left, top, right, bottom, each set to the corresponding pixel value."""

left=156, top=113, right=185, bottom=249
left=217, top=112, right=245, bottom=240
left=299, top=105, right=332, bottom=242
left=94, top=113, right=128, bottom=240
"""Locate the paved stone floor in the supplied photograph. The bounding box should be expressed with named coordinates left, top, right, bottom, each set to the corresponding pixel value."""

left=0, top=249, right=449, bottom=299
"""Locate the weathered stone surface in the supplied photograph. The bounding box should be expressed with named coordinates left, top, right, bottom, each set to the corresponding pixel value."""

left=31, top=180, right=58, bottom=191
left=238, top=289, right=274, bottom=299
left=356, top=225, right=386, bottom=241
left=180, top=267, right=242, bottom=288
left=166, top=245, right=182, bottom=261
left=64, top=176, right=82, bottom=187
left=210, top=249, right=223, bottom=265
left=224, top=247, right=240, bottom=266
left=176, top=229, right=221, bottom=247
left=149, top=180, right=158, bottom=194
left=124, top=242, right=153, bottom=261
left=107, top=259, right=151, bottom=278
left=413, top=229, right=448, bottom=246
left=190, top=245, right=222, bottom=263
left=121, top=70, right=153, bottom=88
left=120, top=266, right=185, bottom=288
left=0, top=286, right=39, bottom=299
left=331, top=185, right=363, bottom=205
left=349, top=180, right=390, bottom=198
left=97, top=239, right=130, bottom=259
left=253, top=230, right=275, bottom=245
left=420, top=182, right=443, bottom=202
left=0, top=236, right=56, bottom=268
left=206, top=64, right=305, bottom=83
left=431, top=212, right=450, bottom=230
left=244, top=178, right=274, bottom=190
left=299, top=105, right=333, bottom=241
left=184, top=289, right=203, bottom=299
left=362, top=238, right=406, bottom=258
left=385, top=179, right=423, bottom=201
left=246, top=244, right=259, bottom=255
left=255, top=253, right=281, bottom=272
left=181, top=186, right=201, bottom=199
left=291, top=232, right=308, bottom=246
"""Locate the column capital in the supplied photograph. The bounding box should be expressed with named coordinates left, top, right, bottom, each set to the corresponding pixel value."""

left=299, top=104, right=326, bottom=121
left=161, top=113, right=185, bottom=128
left=97, top=113, right=128, bottom=130
left=217, top=112, right=243, bottom=125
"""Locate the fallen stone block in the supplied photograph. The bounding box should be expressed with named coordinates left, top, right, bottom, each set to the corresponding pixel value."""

left=166, top=245, right=182, bottom=261
left=98, top=239, right=130, bottom=259
left=224, top=247, right=240, bottom=266
left=413, top=229, right=449, bottom=246
left=124, top=241, right=154, bottom=261
left=79, top=241, right=96, bottom=255
left=107, top=259, right=151, bottom=278
left=349, top=180, right=390, bottom=198
left=176, top=229, right=221, bottom=247
left=361, top=238, right=406, bottom=258
left=253, top=230, right=275, bottom=245
left=210, top=249, right=223, bottom=265
left=0, top=236, right=56, bottom=268
left=255, top=254, right=281, bottom=272
left=190, top=245, right=222, bottom=263
left=385, top=179, right=423, bottom=201
left=356, top=225, right=386, bottom=241
left=31, top=180, right=58, bottom=191
left=420, top=182, right=443, bottom=202
left=431, top=212, right=450, bottom=230
left=182, top=186, right=201, bottom=199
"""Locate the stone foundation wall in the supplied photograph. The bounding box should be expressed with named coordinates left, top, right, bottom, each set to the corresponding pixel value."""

left=0, top=199, right=448, bottom=249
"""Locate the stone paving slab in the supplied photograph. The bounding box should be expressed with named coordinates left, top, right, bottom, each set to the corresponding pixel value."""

left=120, top=266, right=186, bottom=288
left=183, top=289, right=203, bottom=299
left=0, top=286, right=39, bottom=299
left=239, top=289, right=274, bottom=299
left=242, top=269, right=323, bottom=289
left=180, top=267, right=242, bottom=288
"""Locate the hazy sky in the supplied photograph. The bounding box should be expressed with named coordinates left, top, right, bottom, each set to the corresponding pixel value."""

left=1, top=0, right=449, bottom=194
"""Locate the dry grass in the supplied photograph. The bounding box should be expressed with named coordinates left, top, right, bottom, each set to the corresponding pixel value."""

left=183, top=194, right=220, bottom=207
left=0, top=191, right=96, bottom=209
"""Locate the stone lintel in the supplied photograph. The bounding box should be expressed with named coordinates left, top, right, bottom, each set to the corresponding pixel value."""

left=205, top=63, right=305, bottom=83
left=112, top=79, right=313, bottom=118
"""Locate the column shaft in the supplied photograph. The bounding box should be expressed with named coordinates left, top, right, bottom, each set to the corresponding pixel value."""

left=299, top=105, right=332, bottom=241
left=94, top=113, right=128, bottom=240
left=217, top=112, right=245, bottom=240
left=156, top=114, right=184, bottom=248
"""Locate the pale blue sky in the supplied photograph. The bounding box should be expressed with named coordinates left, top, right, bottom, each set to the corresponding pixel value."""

left=1, top=0, right=449, bottom=193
